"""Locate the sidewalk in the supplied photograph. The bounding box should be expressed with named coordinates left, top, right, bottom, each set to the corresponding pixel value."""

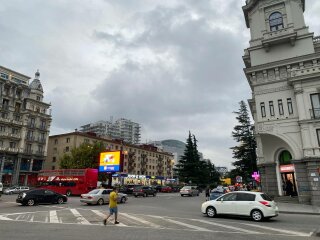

left=277, top=202, right=320, bottom=215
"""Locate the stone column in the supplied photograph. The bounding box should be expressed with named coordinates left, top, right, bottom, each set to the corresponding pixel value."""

left=12, top=156, right=21, bottom=185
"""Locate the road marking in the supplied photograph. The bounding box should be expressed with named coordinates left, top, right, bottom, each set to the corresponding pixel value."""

left=69, top=209, right=90, bottom=225
left=120, top=213, right=162, bottom=229
left=0, top=215, right=12, bottom=221
left=159, top=217, right=211, bottom=232
left=190, top=219, right=261, bottom=234
left=49, top=210, right=60, bottom=223
left=237, top=222, right=311, bottom=237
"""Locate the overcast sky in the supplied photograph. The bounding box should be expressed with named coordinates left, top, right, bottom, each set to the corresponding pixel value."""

left=1, top=0, right=319, bottom=169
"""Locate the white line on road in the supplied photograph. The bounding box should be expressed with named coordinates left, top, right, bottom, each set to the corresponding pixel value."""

left=159, top=217, right=211, bottom=232
left=190, top=219, right=261, bottom=234
left=91, top=210, right=127, bottom=226
left=120, top=213, right=162, bottom=229
left=237, top=222, right=311, bottom=237
left=49, top=210, right=60, bottom=223
left=69, top=209, right=90, bottom=225
left=0, top=215, right=12, bottom=221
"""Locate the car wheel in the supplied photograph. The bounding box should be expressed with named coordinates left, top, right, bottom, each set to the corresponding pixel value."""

left=57, top=197, right=64, bottom=204
left=134, top=195, right=138, bottom=198
left=197, top=193, right=199, bottom=196
left=143, top=193, right=147, bottom=197
left=27, top=199, right=35, bottom=206
left=66, top=190, right=72, bottom=196
left=251, top=209, right=264, bottom=222
left=97, top=198, right=104, bottom=205
left=206, top=206, right=216, bottom=218
left=181, top=194, right=184, bottom=197
left=120, top=197, right=126, bottom=203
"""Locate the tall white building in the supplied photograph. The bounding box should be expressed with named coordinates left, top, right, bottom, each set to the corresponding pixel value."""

left=80, top=118, right=141, bottom=144
left=243, top=0, right=320, bottom=205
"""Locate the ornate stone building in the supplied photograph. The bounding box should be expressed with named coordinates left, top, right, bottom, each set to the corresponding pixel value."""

left=0, top=66, right=51, bottom=186
left=243, top=0, right=320, bottom=205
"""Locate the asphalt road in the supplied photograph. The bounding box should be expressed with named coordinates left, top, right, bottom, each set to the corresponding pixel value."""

left=0, top=192, right=319, bottom=240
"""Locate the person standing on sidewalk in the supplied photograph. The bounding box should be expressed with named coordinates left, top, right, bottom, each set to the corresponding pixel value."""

left=103, top=186, right=120, bottom=225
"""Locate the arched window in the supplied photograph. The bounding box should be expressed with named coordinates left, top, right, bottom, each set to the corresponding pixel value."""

left=279, top=150, right=292, bottom=165
left=269, top=12, right=283, bottom=31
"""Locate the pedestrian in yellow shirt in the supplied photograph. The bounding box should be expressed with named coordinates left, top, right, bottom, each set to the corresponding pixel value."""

left=103, top=186, right=120, bottom=225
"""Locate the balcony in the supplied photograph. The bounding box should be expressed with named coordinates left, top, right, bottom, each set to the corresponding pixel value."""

left=0, top=117, right=11, bottom=124
left=11, top=119, right=23, bottom=126
left=37, top=137, right=46, bottom=143
left=262, top=25, right=297, bottom=51
left=289, top=64, right=320, bottom=82
left=27, top=123, right=36, bottom=129
left=35, top=151, right=45, bottom=157
left=26, top=136, right=35, bottom=142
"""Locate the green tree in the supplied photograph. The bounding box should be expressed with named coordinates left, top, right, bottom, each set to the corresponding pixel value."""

left=174, top=132, right=221, bottom=186
left=59, top=141, right=106, bottom=169
left=230, top=100, right=257, bottom=183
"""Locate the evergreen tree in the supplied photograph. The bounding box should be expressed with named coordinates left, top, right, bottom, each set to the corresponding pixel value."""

left=230, top=100, right=257, bottom=182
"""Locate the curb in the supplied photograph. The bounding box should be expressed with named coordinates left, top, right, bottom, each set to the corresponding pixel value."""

left=279, top=211, right=320, bottom=215
left=311, top=227, right=320, bottom=237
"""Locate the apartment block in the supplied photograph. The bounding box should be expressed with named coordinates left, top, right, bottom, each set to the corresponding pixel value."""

left=0, top=66, right=51, bottom=186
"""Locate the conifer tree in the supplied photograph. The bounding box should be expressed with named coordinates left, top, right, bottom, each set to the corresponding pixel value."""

left=230, top=100, right=257, bottom=182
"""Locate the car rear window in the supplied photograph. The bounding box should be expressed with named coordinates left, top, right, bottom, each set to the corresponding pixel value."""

left=181, top=186, right=191, bottom=190
left=89, top=189, right=100, bottom=194
left=236, top=193, right=256, bottom=201
left=260, top=193, right=273, bottom=201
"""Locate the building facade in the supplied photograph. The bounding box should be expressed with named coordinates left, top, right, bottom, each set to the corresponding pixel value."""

left=0, top=66, right=51, bottom=186
left=45, top=132, right=174, bottom=185
left=243, top=0, right=320, bottom=205
left=80, top=118, right=141, bottom=144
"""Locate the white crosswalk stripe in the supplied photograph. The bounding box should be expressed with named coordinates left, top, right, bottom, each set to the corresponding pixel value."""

left=191, top=218, right=261, bottom=234
left=0, top=209, right=313, bottom=237
left=69, top=209, right=90, bottom=225
left=120, top=213, right=162, bottom=229
left=49, top=210, right=60, bottom=223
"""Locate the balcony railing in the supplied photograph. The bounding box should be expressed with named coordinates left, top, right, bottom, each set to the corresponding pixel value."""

left=310, top=108, right=320, bottom=119
left=314, top=36, right=320, bottom=44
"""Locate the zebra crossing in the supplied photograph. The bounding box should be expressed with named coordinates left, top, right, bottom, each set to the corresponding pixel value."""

left=0, top=208, right=312, bottom=237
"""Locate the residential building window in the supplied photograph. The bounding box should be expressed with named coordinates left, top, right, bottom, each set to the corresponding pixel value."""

left=0, top=126, right=5, bottom=132
left=26, top=144, right=32, bottom=153
left=9, top=142, right=16, bottom=148
left=38, top=145, right=43, bottom=153
left=65, top=146, right=70, bottom=152
left=12, top=128, right=19, bottom=134
left=260, top=102, right=266, bottom=117
left=54, top=139, right=58, bottom=144
left=51, top=166, right=55, bottom=170
left=52, top=157, right=56, bottom=163
left=317, top=129, right=320, bottom=147
left=53, top=147, right=57, bottom=153
left=0, top=140, right=3, bottom=147
left=287, top=98, right=293, bottom=115
left=37, top=96, right=41, bottom=101
left=40, top=120, right=46, bottom=129
left=269, top=12, right=283, bottom=31
left=66, top=138, right=70, bottom=143
left=84, top=139, right=89, bottom=143
left=269, top=101, right=275, bottom=116
left=310, top=93, right=320, bottom=119
left=278, top=99, right=284, bottom=115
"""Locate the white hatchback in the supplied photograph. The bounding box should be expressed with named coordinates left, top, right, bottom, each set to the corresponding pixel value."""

left=201, top=191, right=278, bottom=221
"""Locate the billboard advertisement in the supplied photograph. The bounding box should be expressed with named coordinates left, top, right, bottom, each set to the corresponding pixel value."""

left=99, top=151, right=123, bottom=172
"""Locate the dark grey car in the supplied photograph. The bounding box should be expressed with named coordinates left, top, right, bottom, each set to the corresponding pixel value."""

left=133, top=186, right=157, bottom=197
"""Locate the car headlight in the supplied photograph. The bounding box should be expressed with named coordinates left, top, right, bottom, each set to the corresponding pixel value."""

left=22, top=193, right=26, bottom=198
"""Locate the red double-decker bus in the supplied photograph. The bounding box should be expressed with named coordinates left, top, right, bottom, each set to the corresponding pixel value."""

left=37, top=168, right=98, bottom=196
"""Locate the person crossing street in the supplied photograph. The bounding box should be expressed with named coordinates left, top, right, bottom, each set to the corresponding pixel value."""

left=103, top=186, right=120, bottom=225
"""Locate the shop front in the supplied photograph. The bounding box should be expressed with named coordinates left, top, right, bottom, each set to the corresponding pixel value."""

left=278, top=150, right=297, bottom=196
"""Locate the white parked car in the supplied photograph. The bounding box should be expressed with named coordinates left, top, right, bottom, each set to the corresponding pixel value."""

left=4, top=186, right=29, bottom=195
left=201, top=191, right=278, bottom=222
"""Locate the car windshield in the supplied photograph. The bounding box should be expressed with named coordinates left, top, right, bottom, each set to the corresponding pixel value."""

left=88, top=189, right=100, bottom=194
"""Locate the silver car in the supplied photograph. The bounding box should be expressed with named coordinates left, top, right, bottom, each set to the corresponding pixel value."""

left=4, top=186, right=29, bottom=195
left=80, top=189, right=128, bottom=205
left=180, top=186, right=199, bottom=196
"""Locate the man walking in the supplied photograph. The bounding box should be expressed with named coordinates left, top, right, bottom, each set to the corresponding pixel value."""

left=103, top=186, right=120, bottom=225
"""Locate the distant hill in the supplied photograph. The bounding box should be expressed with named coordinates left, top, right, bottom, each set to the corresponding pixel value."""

left=161, top=139, right=186, bottom=148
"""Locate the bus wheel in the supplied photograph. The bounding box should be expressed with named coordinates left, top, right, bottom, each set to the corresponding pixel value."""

left=66, top=190, right=72, bottom=196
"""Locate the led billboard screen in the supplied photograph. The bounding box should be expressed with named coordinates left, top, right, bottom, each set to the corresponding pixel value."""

left=99, top=151, right=123, bottom=172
